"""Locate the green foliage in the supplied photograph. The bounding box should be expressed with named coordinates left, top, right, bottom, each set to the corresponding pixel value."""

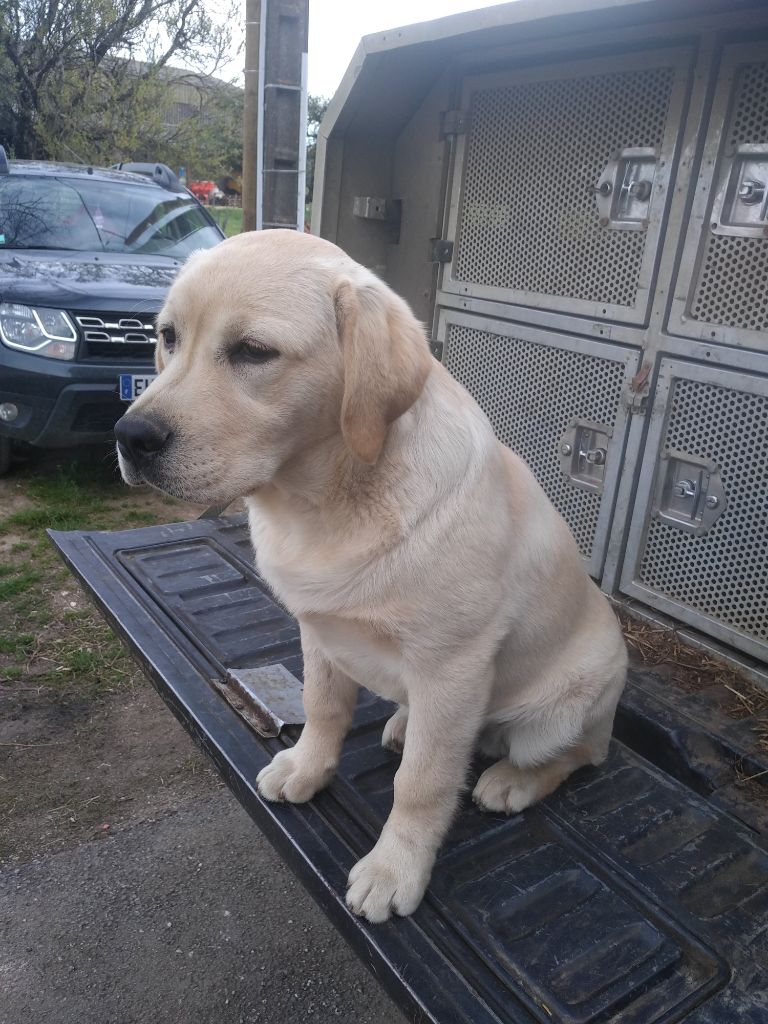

left=208, top=205, right=243, bottom=236
left=306, top=94, right=330, bottom=206
left=0, top=0, right=242, bottom=180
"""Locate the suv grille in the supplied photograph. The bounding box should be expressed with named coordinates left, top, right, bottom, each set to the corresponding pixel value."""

left=74, top=313, right=156, bottom=361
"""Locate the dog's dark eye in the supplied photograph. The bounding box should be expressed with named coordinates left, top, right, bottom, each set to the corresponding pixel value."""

left=158, top=326, right=176, bottom=352
left=232, top=341, right=279, bottom=365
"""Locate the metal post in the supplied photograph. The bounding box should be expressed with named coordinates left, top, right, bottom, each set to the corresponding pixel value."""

left=297, top=50, right=309, bottom=230
left=256, top=0, right=268, bottom=229
left=242, top=0, right=261, bottom=232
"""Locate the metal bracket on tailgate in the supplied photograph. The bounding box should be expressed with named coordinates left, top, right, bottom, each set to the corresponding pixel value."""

left=214, top=664, right=305, bottom=738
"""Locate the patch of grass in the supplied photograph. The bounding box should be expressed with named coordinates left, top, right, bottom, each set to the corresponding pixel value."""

left=65, top=648, right=99, bottom=674
left=209, top=205, right=243, bottom=237
left=0, top=632, right=34, bottom=657
left=0, top=568, right=41, bottom=600
left=124, top=509, right=158, bottom=525
left=0, top=451, right=185, bottom=699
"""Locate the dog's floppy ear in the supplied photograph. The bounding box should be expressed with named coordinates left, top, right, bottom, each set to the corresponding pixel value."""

left=335, top=278, right=432, bottom=464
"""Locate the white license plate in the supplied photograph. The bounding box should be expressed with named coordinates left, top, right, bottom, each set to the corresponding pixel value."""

left=119, top=374, right=156, bottom=401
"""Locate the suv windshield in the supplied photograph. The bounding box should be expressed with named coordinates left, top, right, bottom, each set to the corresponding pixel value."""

left=0, top=175, right=221, bottom=258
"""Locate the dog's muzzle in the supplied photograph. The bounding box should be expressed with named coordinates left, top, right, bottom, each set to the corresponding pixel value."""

left=114, top=413, right=171, bottom=470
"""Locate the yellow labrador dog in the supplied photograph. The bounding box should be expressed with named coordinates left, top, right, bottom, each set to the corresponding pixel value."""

left=115, top=230, right=627, bottom=923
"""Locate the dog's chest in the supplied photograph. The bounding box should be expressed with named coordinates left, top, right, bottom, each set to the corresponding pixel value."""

left=305, top=613, right=407, bottom=702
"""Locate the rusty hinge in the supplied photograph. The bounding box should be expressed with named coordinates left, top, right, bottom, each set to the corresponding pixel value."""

left=441, top=109, right=469, bottom=136
left=430, top=238, right=454, bottom=263
left=626, top=360, right=652, bottom=414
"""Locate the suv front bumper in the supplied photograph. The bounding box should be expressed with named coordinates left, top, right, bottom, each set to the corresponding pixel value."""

left=0, top=347, right=154, bottom=447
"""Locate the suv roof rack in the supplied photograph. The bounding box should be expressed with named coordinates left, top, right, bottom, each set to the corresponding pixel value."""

left=0, top=146, right=9, bottom=174
left=111, top=161, right=185, bottom=193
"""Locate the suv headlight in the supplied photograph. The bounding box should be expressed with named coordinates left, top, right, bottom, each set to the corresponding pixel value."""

left=0, top=303, right=77, bottom=360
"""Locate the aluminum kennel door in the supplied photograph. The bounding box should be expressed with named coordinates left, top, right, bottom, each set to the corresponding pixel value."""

left=670, top=42, right=768, bottom=352
left=441, top=47, right=692, bottom=326
left=620, top=359, right=768, bottom=663
left=436, top=310, right=639, bottom=579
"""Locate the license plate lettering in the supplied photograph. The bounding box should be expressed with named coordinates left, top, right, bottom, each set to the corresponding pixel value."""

left=119, top=374, right=156, bottom=401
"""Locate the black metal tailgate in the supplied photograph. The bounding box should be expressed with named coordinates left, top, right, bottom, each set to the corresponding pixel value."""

left=49, top=515, right=768, bottom=1024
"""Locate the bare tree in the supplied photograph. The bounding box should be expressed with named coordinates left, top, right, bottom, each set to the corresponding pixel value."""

left=0, top=0, right=238, bottom=163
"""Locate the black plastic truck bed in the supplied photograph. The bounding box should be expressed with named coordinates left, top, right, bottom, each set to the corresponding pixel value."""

left=49, top=514, right=768, bottom=1024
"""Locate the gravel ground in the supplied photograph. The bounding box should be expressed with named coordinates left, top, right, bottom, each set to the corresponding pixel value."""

left=0, top=790, right=405, bottom=1024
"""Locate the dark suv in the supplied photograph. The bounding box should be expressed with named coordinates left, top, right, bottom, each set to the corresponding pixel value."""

left=0, top=149, right=225, bottom=474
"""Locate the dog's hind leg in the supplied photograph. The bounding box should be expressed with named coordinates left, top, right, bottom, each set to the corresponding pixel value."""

left=473, top=705, right=616, bottom=816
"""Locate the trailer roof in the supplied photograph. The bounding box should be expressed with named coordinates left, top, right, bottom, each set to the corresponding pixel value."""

left=320, top=0, right=758, bottom=142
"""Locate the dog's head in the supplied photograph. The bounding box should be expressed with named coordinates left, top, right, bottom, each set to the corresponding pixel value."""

left=115, top=231, right=432, bottom=503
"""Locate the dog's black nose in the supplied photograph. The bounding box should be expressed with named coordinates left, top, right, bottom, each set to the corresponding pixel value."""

left=114, top=414, right=171, bottom=463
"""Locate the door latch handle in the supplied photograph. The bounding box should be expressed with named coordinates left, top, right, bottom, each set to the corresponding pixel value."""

left=738, top=178, right=766, bottom=205
left=654, top=451, right=727, bottom=534
left=713, top=144, right=768, bottom=237
left=672, top=478, right=696, bottom=499
left=580, top=447, right=607, bottom=466
left=595, top=146, right=657, bottom=230
left=559, top=422, right=612, bottom=493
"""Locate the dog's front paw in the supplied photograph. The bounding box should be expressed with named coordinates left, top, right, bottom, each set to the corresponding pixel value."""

left=256, top=748, right=335, bottom=804
left=346, top=838, right=433, bottom=923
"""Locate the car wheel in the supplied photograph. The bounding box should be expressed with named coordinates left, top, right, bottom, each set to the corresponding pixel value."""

left=0, top=437, right=12, bottom=476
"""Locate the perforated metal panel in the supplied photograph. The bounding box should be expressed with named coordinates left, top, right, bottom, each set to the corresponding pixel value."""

left=672, top=45, right=768, bottom=348
left=621, top=361, right=768, bottom=660
left=691, top=59, right=768, bottom=333
left=444, top=50, right=689, bottom=324
left=440, top=313, right=636, bottom=575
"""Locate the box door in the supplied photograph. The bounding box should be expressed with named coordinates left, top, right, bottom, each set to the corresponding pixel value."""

left=437, top=310, right=639, bottom=578
left=620, top=360, right=768, bottom=662
left=670, top=42, right=768, bottom=351
left=442, top=48, right=691, bottom=325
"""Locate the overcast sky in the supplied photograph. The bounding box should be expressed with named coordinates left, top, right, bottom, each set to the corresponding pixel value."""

left=306, top=1, right=513, bottom=98
left=218, top=3, right=515, bottom=98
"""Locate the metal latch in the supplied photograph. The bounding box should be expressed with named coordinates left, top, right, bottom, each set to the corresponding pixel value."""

left=559, top=421, right=613, bottom=493
left=595, top=147, right=657, bottom=230
left=430, top=238, right=454, bottom=263
left=712, top=144, right=768, bottom=238
left=653, top=449, right=727, bottom=534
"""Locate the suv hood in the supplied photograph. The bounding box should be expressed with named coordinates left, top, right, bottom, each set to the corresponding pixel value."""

left=0, top=249, right=182, bottom=311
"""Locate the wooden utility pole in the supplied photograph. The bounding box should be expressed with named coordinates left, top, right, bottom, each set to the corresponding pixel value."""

left=242, top=0, right=261, bottom=232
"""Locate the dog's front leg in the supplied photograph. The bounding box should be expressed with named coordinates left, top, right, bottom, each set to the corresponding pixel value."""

left=346, top=666, right=489, bottom=922
left=257, top=627, right=358, bottom=803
